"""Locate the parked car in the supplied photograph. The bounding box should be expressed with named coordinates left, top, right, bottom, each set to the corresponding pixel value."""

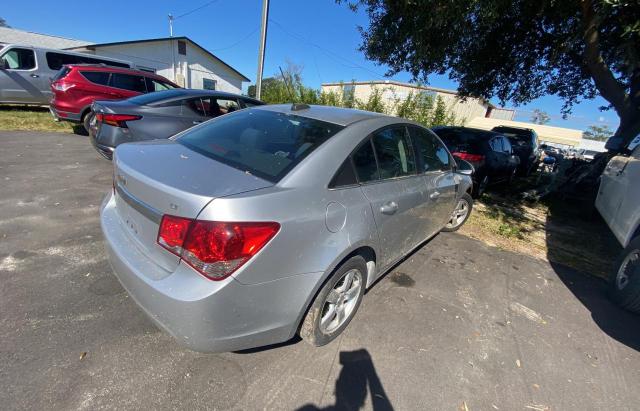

left=50, top=64, right=179, bottom=134
left=90, top=89, right=263, bottom=159
left=100, top=104, right=474, bottom=352
left=596, top=137, right=640, bottom=312
left=432, top=126, right=520, bottom=197
left=491, top=126, right=539, bottom=175
left=0, top=44, right=131, bottom=106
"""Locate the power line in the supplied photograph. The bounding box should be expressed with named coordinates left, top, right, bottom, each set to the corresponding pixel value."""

left=268, top=18, right=392, bottom=82
left=211, top=28, right=259, bottom=51
left=175, top=0, right=220, bottom=20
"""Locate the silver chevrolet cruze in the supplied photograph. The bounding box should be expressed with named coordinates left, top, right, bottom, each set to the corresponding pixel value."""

left=101, top=104, right=473, bottom=352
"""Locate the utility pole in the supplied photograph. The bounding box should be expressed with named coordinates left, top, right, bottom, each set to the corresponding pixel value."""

left=255, top=0, right=269, bottom=100
left=168, top=14, right=174, bottom=37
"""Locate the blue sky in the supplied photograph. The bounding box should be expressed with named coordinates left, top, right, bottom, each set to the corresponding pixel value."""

left=3, top=0, right=619, bottom=131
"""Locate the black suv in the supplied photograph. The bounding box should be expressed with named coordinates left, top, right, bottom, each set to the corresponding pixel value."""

left=491, top=126, right=539, bottom=176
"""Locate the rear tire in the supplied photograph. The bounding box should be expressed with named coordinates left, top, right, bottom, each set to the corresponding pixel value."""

left=300, top=255, right=367, bottom=346
left=442, top=193, right=473, bottom=232
left=83, top=111, right=95, bottom=136
left=472, top=175, right=488, bottom=198
left=608, top=236, right=640, bottom=313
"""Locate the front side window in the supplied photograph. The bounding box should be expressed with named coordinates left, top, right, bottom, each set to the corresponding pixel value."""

left=371, top=126, right=416, bottom=179
left=410, top=127, right=451, bottom=172
left=177, top=109, right=344, bottom=182
left=110, top=73, right=146, bottom=93
left=183, top=98, right=207, bottom=116
left=2, top=48, right=36, bottom=70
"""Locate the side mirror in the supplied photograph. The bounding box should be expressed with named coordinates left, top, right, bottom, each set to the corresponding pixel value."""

left=455, top=158, right=474, bottom=176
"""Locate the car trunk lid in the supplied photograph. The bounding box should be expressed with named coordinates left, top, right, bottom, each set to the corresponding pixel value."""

left=112, top=140, right=273, bottom=273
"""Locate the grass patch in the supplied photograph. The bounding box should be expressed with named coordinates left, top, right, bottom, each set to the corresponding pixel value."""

left=0, top=106, right=76, bottom=133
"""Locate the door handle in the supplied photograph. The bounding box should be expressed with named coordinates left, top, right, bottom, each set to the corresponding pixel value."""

left=30, top=74, right=39, bottom=78
left=430, top=191, right=441, bottom=199
left=380, top=201, right=398, bottom=215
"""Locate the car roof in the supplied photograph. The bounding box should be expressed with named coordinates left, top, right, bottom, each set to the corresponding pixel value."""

left=67, top=64, right=174, bottom=81
left=432, top=126, right=503, bottom=139
left=252, top=104, right=389, bottom=126
left=143, top=88, right=263, bottom=103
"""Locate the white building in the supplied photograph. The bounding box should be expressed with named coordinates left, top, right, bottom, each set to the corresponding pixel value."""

left=69, top=37, right=249, bottom=94
left=0, top=26, right=91, bottom=49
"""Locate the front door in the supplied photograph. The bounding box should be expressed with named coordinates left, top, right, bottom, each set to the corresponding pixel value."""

left=0, top=47, right=46, bottom=104
left=354, top=126, right=423, bottom=268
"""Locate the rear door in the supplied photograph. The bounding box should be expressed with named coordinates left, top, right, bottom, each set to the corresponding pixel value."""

left=489, top=137, right=508, bottom=180
left=410, top=126, right=457, bottom=231
left=355, top=126, right=425, bottom=268
left=180, top=97, right=209, bottom=127
left=597, top=149, right=636, bottom=231
left=0, top=47, right=47, bottom=104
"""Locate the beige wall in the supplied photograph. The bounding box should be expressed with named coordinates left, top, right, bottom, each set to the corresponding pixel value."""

left=467, top=117, right=583, bottom=147
left=321, top=81, right=493, bottom=124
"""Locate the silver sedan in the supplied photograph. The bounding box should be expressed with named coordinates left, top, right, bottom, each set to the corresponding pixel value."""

left=100, top=104, right=473, bottom=352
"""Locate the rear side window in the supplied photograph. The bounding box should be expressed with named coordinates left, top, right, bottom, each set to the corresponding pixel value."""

left=1, top=48, right=35, bottom=70
left=45, top=52, right=130, bottom=70
left=145, top=77, right=176, bottom=92
left=52, top=67, right=71, bottom=81
left=177, top=109, right=344, bottom=182
left=110, top=73, right=146, bottom=92
left=434, top=128, right=486, bottom=154
left=329, top=159, right=358, bottom=188
left=352, top=140, right=379, bottom=183
left=80, top=71, right=110, bottom=85
left=371, top=126, right=416, bottom=179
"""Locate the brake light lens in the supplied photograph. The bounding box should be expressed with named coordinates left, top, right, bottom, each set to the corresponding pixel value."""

left=95, top=113, right=141, bottom=128
left=157, top=216, right=280, bottom=280
left=453, top=152, right=485, bottom=163
left=52, top=82, right=74, bottom=92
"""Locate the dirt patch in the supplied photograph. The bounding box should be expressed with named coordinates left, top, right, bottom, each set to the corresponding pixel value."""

left=459, top=189, right=621, bottom=279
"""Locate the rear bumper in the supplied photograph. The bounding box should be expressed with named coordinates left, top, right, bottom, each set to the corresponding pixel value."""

left=100, top=193, right=321, bottom=352
left=90, top=133, right=114, bottom=160
left=49, top=105, right=81, bottom=122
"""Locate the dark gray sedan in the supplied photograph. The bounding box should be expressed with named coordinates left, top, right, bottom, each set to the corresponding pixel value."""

left=89, top=89, right=263, bottom=159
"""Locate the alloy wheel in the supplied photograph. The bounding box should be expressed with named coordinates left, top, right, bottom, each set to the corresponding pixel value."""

left=319, top=269, right=362, bottom=334
left=446, top=199, right=470, bottom=229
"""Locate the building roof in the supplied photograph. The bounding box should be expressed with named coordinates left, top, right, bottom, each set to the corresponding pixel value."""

left=69, top=36, right=250, bottom=82
left=321, top=80, right=502, bottom=109
left=0, top=26, right=91, bottom=49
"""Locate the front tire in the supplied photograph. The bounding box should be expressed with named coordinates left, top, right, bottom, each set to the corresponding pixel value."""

left=608, top=236, right=640, bottom=313
left=83, top=111, right=96, bottom=136
left=442, top=193, right=473, bottom=232
left=300, top=255, right=367, bottom=346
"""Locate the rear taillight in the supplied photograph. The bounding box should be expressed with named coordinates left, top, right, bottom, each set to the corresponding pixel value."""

left=52, top=82, right=74, bottom=91
left=157, top=216, right=280, bottom=280
left=96, top=113, right=141, bottom=128
left=453, top=152, right=485, bottom=163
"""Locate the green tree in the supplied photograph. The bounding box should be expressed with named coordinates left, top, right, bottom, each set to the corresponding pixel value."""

left=430, top=96, right=456, bottom=127
left=354, top=87, right=387, bottom=113
left=583, top=124, right=614, bottom=141
left=531, top=109, right=551, bottom=125
left=0, top=17, right=9, bottom=28
left=341, top=0, right=640, bottom=150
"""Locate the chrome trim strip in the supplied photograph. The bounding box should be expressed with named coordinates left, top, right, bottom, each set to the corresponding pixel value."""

left=115, top=183, right=163, bottom=224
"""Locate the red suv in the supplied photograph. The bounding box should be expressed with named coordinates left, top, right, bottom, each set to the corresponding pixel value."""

left=50, top=65, right=179, bottom=133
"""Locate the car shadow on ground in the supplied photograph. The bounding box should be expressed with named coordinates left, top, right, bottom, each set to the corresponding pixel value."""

left=296, top=349, right=394, bottom=411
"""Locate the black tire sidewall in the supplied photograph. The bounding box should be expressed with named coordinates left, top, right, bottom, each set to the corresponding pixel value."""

left=300, top=255, right=367, bottom=346
left=83, top=111, right=95, bottom=135
left=608, top=236, right=640, bottom=312
left=442, top=193, right=473, bottom=232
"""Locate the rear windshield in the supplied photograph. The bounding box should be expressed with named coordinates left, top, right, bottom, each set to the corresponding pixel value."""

left=176, top=109, right=344, bottom=182
left=127, top=89, right=184, bottom=105
left=431, top=128, right=487, bottom=153
left=492, top=127, right=533, bottom=144
left=52, top=67, right=71, bottom=82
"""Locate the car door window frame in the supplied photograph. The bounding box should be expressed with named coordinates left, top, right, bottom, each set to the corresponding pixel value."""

left=108, top=72, right=148, bottom=93
left=329, top=124, right=421, bottom=190
left=1, top=47, right=37, bottom=71
left=409, top=126, right=454, bottom=175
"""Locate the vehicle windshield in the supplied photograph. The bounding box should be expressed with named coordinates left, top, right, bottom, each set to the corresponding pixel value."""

left=432, top=128, right=487, bottom=153
left=176, top=109, right=345, bottom=182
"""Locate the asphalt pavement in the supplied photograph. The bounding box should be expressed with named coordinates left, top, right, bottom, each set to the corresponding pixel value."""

left=1, top=131, right=639, bottom=410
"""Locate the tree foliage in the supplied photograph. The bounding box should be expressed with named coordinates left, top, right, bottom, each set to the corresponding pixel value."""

left=249, top=66, right=459, bottom=128
left=341, top=0, right=640, bottom=149
left=0, top=17, right=9, bottom=28
left=531, top=109, right=551, bottom=125
left=583, top=124, right=614, bottom=141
